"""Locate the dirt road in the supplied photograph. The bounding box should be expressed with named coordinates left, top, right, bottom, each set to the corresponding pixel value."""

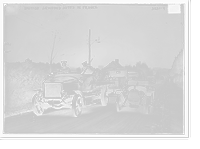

left=4, top=80, right=164, bottom=134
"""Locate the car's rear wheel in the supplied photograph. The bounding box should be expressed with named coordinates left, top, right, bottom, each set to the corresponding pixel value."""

left=72, top=95, right=82, bottom=117
left=101, top=86, right=108, bottom=106
left=32, top=94, right=44, bottom=116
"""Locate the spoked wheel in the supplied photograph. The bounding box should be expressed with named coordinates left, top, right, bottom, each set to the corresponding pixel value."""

left=116, top=93, right=125, bottom=112
left=32, top=94, right=44, bottom=116
left=144, top=97, right=151, bottom=114
left=101, top=86, right=109, bottom=106
left=72, top=95, right=83, bottom=117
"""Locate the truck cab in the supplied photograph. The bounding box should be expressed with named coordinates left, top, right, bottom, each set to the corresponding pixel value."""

left=108, top=69, right=128, bottom=93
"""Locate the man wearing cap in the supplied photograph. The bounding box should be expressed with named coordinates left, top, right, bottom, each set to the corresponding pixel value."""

left=60, top=61, right=70, bottom=73
left=81, top=62, right=93, bottom=74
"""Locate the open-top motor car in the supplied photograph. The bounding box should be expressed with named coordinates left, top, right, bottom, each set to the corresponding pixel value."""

left=116, top=81, right=156, bottom=114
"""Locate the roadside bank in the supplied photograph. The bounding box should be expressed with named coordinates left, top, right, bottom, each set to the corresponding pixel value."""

left=167, top=82, right=184, bottom=134
left=151, top=81, right=184, bottom=134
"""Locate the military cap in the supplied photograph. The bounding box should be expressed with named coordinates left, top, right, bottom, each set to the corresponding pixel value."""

left=82, top=61, right=87, bottom=64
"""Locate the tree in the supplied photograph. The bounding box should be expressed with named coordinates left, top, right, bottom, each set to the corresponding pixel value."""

left=170, top=50, right=184, bottom=87
left=170, top=50, right=184, bottom=76
left=124, top=65, right=133, bottom=71
left=136, top=62, right=149, bottom=76
left=148, top=69, right=153, bottom=75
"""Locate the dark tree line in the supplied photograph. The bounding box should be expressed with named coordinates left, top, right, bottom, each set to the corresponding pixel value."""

left=125, top=62, right=149, bottom=76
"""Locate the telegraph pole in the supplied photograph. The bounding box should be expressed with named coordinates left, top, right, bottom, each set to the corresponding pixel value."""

left=50, top=33, right=57, bottom=73
left=88, top=29, right=100, bottom=66
left=88, top=29, right=91, bottom=66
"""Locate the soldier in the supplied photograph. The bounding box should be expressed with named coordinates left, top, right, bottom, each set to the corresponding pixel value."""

left=60, top=61, right=70, bottom=73
left=81, top=62, right=93, bottom=74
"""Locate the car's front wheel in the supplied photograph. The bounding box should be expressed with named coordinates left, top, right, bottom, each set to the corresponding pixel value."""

left=32, top=94, right=44, bottom=116
left=72, top=95, right=83, bottom=117
left=116, top=94, right=125, bottom=112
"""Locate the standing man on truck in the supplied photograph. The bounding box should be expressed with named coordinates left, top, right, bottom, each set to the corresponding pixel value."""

left=81, top=62, right=93, bottom=74
left=59, top=61, right=70, bottom=73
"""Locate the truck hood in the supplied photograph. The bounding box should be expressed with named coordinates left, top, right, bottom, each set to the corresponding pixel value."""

left=44, top=73, right=85, bottom=83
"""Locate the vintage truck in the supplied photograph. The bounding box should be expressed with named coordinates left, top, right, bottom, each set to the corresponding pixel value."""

left=108, top=69, right=128, bottom=93
left=103, top=69, right=127, bottom=102
left=32, top=66, right=108, bottom=117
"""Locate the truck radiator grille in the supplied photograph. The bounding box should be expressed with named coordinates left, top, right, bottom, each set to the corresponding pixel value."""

left=44, top=83, right=61, bottom=97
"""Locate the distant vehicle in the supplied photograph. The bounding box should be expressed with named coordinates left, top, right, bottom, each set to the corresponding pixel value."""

left=105, top=69, right=155, bottom=114
left=108, top=69, right=128, bottom=93
left=147, top=75, right=156, bottom=84
left=103, top=59, right=128, bottom=93
left=32, top=70, right=109, bottom=117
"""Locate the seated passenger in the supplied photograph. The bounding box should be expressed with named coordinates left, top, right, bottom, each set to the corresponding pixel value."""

left=81, top=62, right=93, bottom=74
left=59, top=61, right=70, bottom=73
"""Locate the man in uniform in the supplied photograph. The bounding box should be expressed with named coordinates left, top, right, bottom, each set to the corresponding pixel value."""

left=60, top=61, right=70, bottom=73
left=81, top=62, right=94, bottom=91
left=81, top=62, right=93, bottom=74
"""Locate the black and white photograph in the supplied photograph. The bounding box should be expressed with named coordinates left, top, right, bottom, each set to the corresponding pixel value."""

left=1, top=1, right=190, bottom=139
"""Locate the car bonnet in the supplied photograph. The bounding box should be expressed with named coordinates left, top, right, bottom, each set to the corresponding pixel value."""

left=44, top=73, right=82, bottom=83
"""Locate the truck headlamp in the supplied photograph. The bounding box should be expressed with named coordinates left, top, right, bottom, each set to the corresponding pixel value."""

left=37, top=89, right=42, bottom=95
left=60, top=90, right=66, bottom=97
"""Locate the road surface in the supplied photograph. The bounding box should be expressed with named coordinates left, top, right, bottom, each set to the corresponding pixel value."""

left=4, top=80, right=164, bottom=134
left=167, top=82, right=184, bottom=134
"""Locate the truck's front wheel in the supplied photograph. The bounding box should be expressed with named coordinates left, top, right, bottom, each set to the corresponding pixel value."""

left=101, top=86, right=109, bottom=106
left=72, top=95, right=83, bottom=117
left=32, top=94, right=44, bottom=116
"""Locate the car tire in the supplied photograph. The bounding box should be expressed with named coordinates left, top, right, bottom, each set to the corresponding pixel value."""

left=116, top=95, right=122, bottom=112
left=32, top=94, right=44, bottom=116
left=101, top=86, right=108, bottom=106
left=72, top=95, right=82, bottom=117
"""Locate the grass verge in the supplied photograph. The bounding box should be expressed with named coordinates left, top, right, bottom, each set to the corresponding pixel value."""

left=4, top=102, right=32, bottom=117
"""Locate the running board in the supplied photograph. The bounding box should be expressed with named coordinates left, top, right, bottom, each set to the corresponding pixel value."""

left=86, top=101, right=98, bottom=106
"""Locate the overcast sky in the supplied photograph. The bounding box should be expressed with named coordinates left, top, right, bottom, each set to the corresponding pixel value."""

left=4, top=4, right=184, bottom=68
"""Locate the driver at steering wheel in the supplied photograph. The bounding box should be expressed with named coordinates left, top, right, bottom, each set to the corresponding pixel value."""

left=81, top=62, right=93, bottom=74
